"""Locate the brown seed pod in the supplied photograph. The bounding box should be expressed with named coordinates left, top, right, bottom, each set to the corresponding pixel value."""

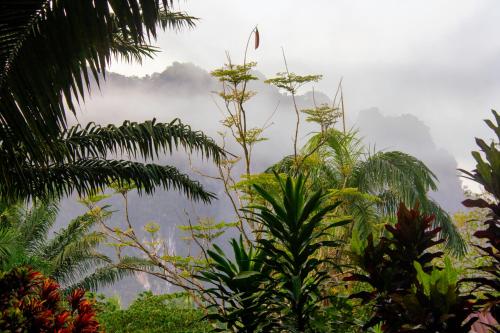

left=254, top=27, right=260, bottom=49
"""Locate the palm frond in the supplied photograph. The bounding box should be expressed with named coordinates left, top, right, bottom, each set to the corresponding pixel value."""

left=107, top=9, right=197, bottom=63
left=65, top=264, right=135, bottom=293
left=376, top=189, right=465, bottom=255
left=1, top=246, right=52, bottom=274
left=40, top=212, right=98, bottom=260
left=158, top=10, right=198, bottom=30
left=59, top=119, right=224, bottom=164
left=349, top=199, right=381, bottom=240
left=310, top=129, right=364, bottom=184
left=41, top=214, right=111, bottom=284
left=0, top=226, right=18, bottom=264
left=271, top=130, right=463, bottom=255
left=109, top=32, right=159, bottom=64
left=0, top=199, right=135, bottom=290
left=52, top=250, right=112, bottom=287
left=40, top=213, right=109, bottom=283
left=3, top=159, right=214, bottom=203
left=421, top=199, right=466, bottom=256
left=355, top=151, right=437, bottom=202
left=16, top=200, right=58, bottom=254
left=49, top=231, right=108, bottom=275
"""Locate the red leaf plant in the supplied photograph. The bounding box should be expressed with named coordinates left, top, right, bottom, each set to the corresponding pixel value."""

left=0, top=266, right=101, bottom=332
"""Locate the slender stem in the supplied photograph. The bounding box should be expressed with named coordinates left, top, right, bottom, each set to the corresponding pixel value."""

left=281, top=47, right=301, bottom=169
left=340, top=84, right=346, bottom=134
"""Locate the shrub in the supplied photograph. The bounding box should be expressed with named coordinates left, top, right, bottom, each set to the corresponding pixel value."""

left=96, top=292, right=211, bottom=333
left=460, top=110, right=500, bottom=326
left=0, top=266, right=100, bottom=332
left=346, top=204, right=475, bottom=332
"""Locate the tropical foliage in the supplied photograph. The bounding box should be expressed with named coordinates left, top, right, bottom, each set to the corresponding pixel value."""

left=0, top=0, right=195, bottom=159
left=269, top=129, right=465, bottom=254
left=198, top=236, right=271, bottom=332
left=0, top=200, right=130, bottom=292
left=0, top=266, right=100, bottom=332
left=460, top=110, right=500, bottom=325
left=200, top=174, right=351, bottom=332
left=1, top=2, right=499, bottom=332
left=0, top=1, right=223, bottom=204
left=1, top=118, right=224, bottom=202
left=346, top=203, right=475, bottom=332
left=249, top=174, right=350, bottom=331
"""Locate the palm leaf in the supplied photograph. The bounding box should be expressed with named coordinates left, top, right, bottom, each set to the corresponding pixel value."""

left=65, top=264, right=135, bottom=292
left=0, top=117, right=223, bottom=202
left=0, top=1, right=191, bottom=160
left=40, top=212, right=98, bottom=260
left=0, top=226, right=18, bottom=264
left=354, top=151, right=437, bottom=202
left=59, top=119, right=224, bottom=164
left=2, top=159, right=214, bottom=203
left=16, top=200, right=58, bottom=254
left=376, top=189, right=465, bottom=255
left=52, top=250, right=112, bottom=287
left=421, top=199, right=466, bottom=256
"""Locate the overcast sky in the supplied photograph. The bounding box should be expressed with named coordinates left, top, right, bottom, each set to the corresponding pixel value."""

left=107, top=0, right=500, bottom=175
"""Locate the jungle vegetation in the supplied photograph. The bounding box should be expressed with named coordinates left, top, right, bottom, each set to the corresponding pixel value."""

left=0, top=1, right=498, bottom=332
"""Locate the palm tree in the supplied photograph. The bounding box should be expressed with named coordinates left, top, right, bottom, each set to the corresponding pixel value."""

left=0, top=200, right=129, bottom=292
left=0, top=2, right=222, bottom=203
left=269, top=129, right=465, bottom=255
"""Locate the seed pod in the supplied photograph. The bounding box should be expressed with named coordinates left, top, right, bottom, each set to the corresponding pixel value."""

left=254, top=27, right=260, bottom=49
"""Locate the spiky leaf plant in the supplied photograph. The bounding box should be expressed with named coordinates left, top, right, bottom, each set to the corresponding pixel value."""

left=247, top=173, right=350, bottom=332
left=198, top=236, right=273, bottom=332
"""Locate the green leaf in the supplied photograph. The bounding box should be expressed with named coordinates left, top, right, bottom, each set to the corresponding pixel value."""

left=233, top=271, right=261, bottom=280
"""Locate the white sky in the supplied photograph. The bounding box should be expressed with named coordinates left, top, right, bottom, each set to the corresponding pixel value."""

left=109, top=0, right=500, bottom=174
